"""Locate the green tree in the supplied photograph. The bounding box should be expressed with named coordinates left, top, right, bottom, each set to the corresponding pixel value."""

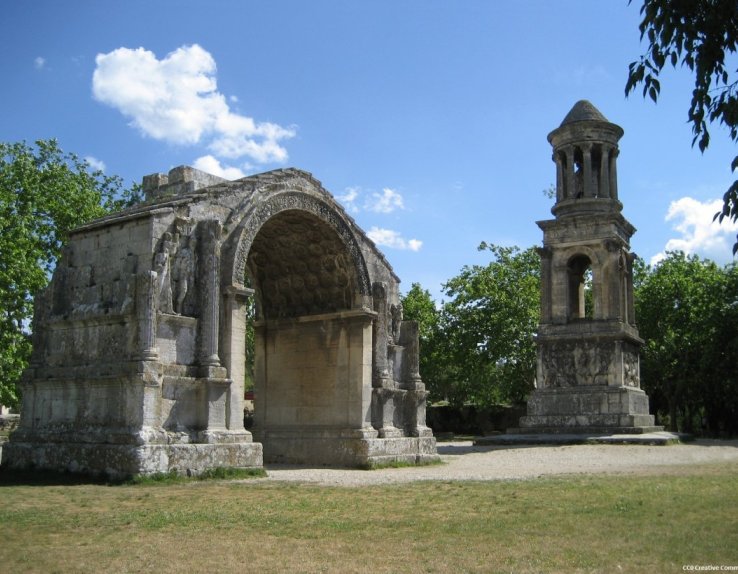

left=626, top=0, right=738, bottom=253
left=438, top=244, right=540, bottom=407
left=699, top=261, right=738, bottom=435
left=0, top=139, right=139, bottom=407
left=635, top=251, right=737, bottom=434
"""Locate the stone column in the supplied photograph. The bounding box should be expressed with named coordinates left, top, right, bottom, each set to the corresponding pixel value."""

left=136, top=269, right=162, bottom=431
left=199, top=220, right=222, bottom=369
left=582, top=144, right=593, bottom=197
left=137, top=270, right=159, bottom=361
left=625, top=252, right=636, bottom=325
left=538, top=246, right=553, bottom=324
left=609, top=148, right=619, bottom=200
left=554, top=153, right=564, bottom=202
left=564, top=146, right=575, bottom=199
left=400, top=321, right=423, bottom=390
left=221, top=285, right=255, bottom=433
left=599, top=145, right=610, bottom=198
left=371, top=282, right=392, bottom=388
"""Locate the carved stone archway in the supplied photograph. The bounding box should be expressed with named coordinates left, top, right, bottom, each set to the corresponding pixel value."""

left=4, top=166, right=438, bottom=476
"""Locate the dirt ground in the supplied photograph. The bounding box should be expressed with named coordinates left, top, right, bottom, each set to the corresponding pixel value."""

left=253, top=439, right=738, bottom=486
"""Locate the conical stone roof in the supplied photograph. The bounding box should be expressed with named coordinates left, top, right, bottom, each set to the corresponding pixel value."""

left=560, top=100, right=608, bottom=126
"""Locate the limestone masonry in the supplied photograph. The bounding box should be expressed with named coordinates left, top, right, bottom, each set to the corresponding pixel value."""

left=513, top=100, right=660, bottom=434
left=3, top=166, right=438, bottom=476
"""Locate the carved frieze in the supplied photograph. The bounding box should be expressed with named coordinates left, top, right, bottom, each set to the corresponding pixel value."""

left=538, top=340, right=613, bottom=388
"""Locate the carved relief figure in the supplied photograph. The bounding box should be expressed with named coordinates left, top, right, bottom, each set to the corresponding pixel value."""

left=623, top=348, right=639, bottom=387
left=154, top=231, right=178, bottom=314
left=172, top=233, right=196, bottom=315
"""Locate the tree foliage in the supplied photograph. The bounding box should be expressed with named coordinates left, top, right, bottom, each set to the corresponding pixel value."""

left=403, top=244, right=539, bottom=407
left=626, top=0, right=738, bottom=253
left=403, top=243, right=738, bottom=436
left=0, top=140, right=140, bottom=407
left=635, top=251, right=738, bottom=435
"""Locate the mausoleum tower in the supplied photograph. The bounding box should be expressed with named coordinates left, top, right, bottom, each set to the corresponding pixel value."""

left=516, top=100, right=660, bottom=433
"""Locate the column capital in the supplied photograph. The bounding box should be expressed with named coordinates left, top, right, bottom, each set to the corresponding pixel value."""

left=223, top=285, right=255, bottom=300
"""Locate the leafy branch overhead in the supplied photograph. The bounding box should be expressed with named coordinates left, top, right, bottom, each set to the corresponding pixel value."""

left=625, top=0, right=738, bottom=254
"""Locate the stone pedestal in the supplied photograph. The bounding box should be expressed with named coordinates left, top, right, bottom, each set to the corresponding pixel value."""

left=513, top=386, right=659, bottom=434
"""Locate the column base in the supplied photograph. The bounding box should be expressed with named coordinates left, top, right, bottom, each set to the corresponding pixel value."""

left=2, top=436, right=263, bottom=478
left=514, top=385, right=661, bottom=434
left=254, top=427, right=439, bottom=467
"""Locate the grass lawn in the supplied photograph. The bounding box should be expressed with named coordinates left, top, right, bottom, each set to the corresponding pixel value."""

left=1, top=463, right=737, bottom=573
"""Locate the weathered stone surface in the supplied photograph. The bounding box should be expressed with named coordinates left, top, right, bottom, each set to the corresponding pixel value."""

left=515, top=101, right=659, bottom=434
left=4, top=166, right=438, bottom=475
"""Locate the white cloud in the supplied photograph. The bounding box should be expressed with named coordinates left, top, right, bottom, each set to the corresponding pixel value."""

left=337, top=186, right=361, bottom=213
left=366, top=187, right=405, bottom=213
left=84, top=156, right=106, bottom=172
left=34, top=56, right=45, bottom=69
left=651, top=196, right=738, bottom=265
left=192, top=155, right=245, bottom=180
left=92, top=44, right=295, bottom=164
left=367, top=227, right=422, bottom=251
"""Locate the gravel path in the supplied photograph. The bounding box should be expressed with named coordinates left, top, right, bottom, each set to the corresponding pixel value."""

left=253, top=439, right=738, bottom=487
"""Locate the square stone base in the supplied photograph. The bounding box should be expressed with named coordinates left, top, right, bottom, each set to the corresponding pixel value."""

left=512, top=385, right=660, bottom=434
left=2, top=439, right=263, bottom=478
left=254, top=427, right=439, bottom=467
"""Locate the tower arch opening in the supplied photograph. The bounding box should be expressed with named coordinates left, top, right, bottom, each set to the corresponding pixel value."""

left=567, top=254, right=593, bottom=320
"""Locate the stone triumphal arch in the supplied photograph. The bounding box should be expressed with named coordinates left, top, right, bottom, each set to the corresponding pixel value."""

left=4, top=167, right=438, bottom=476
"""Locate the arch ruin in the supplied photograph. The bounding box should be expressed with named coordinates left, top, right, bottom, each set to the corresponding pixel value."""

left=4, top=166, right=438, bottom=476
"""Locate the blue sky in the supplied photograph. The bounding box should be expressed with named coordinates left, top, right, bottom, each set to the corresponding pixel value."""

left=2, top=0, right=737, bottom=301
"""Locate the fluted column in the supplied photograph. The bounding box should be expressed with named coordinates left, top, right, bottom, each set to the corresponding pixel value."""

left=199, top=220, right=222, bottom=368
left=138, top=270, right=159, bottom=360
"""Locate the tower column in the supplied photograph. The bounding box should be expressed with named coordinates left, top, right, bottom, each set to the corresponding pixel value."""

left=582, top=143, right=593, bottom=197
left=564, top=145, right=575, bottom=199
left=609, top=148, right=620, bottom=201
left=554, top=153, right=565, bottom=202
left=599, top=145, right=610, bottom=198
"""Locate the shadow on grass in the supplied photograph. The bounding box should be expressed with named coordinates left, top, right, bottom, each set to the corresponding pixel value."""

left=0, top=466, right=115, bottom=487
left=436, top=441, right=562, bottom=456
left=0, top=465, right=267, bottom=487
